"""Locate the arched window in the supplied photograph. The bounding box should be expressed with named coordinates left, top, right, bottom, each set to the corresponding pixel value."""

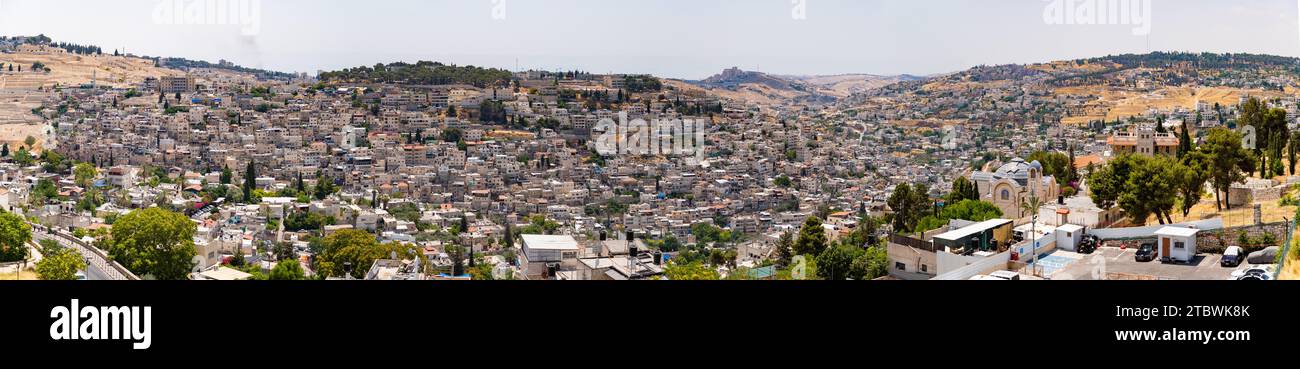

left=1001, top=189, right=1011, bottom=201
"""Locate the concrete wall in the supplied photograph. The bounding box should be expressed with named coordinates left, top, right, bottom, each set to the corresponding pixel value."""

left=1011, top=233, right=1055, bottom=261
left=933, top=251, right=1012, bottom=280
left=888, top=242, right=937, bottom=279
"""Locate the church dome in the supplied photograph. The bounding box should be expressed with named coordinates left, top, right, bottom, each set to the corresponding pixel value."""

left=993, top=158, right=1038, bottom=185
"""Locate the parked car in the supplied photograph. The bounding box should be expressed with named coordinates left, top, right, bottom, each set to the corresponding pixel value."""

left=74, top=271, right=86, bottom=281
left=1246, top=247, right=1280, bottom=265
left=1235, top=270, right=1273, bottom=281
left=1230, top=265, right=1275, bottom=280
left=1135, top=243, right=1158, bottom=262
left=1221, top=246, right=1244, bottom=267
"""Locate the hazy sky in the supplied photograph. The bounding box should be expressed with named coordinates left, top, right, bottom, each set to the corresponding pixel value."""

left=2, top=0, right=1299, bottom=79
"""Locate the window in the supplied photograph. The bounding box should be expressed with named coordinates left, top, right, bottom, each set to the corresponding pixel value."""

left=1001, top=190, right=1010, bottom=201
left=1174, top=241, right=1185, bottom=250
left=921, top=264, right=929, bottom=273
left=895, top=262, right=906, bottom=271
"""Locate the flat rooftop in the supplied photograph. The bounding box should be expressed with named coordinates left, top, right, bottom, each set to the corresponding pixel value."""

left=521, top=234, right=580, bottom=250
left=934, top=219, right=1013, bottom=242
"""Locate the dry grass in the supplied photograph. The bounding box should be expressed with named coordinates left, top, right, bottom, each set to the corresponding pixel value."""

left=0, top=50, right=182, bottom=151
left=0, top=269, right=40, bottom=281
left=1053, top=86, right=1296, bottom=126
left=1159, top=197, right=1299, bottom=228
left=1281, top=256, right=1300, bottom=280
left=0, top=49, right=182, bottom=89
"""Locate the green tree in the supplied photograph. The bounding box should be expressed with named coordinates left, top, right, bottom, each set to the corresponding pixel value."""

left=1027, top=151, right=1073, bottom=186
left=850, top=246, right=889, bottom=280
left=107, top=208, right=197, bottom=280
left=1175, top=151, right=1212, bottom=218
left=268, top=259, right=306, bottom=280
left=0, top=210, right=32, bottom=262
left=793, top=217, right=828, bottom=256
left=503, top=222, right=514, bottom=249
left=315, top=229, right=412, bottom=279
left=73, top=162, right=97, bottom=187
left=663, top=261, right=719, bottom=280
left=1290, top=134, right=1299, bottom=176
left=1088, top=153, right=1135, bottom=210
left=775, top=231, right=794, bottom=267
left=314, top=176, right=337, bottom=200
left=41, top=150, right=67, bottom=173
left=887, top=183, right=931, bottom=233
left=13, top=147, right=33, bottom=166
left=35, top=245, right=86, bottom=280
left=1178, top=120, right=1193, bottom=159
left=947, top=176, right=979, bottom=204
left=774, top=175, right=793, bottom=188
left=915, top=199, right=1005, bottom=234
left=841, top=215, right=884, bottom=249
left=1067, top=144, right=1079, bottom=184
left=273, top=242, right=295, bottom=261
left=1203, top=128, right=1254, bottom=210
left=815, top=245, right=860, bottom=280
left=1089, top=155, right=1183, bottom=224
left=1118, top=155, right=1179, bottom=224
left=243, top=161, right=257, bottom=203
left=220, top=165, right=232, bottom=185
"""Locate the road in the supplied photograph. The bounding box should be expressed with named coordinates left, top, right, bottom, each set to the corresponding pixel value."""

left=31, top=226, right=135, bottom=281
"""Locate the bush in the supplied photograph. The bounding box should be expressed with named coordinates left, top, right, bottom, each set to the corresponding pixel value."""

left=1280, top=194, right=1299, bottom=207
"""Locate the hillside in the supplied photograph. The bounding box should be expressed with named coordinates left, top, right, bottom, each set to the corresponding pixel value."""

left=319, top=61, right=515, bottom=88
left=783, top=74, right=925, bottom=98
left=0, top=46, right=184, bottom=90
left=688, top=67, right=921, bottom=105
left=840, top=52, right=1300, bottom=126
left=0, top=45, right=188, bottom=152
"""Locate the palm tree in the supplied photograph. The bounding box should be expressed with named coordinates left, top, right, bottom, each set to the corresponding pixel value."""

left=1020, top=195, right=1046, bottom=276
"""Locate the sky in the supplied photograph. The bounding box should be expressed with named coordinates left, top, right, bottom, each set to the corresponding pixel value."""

left=2, top=0, right=1300, bottom=79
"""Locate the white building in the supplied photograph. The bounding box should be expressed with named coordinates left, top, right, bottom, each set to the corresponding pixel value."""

left=1154, top=227, right=1199, bottom=263
left=519, top=234, right=581, bottom=280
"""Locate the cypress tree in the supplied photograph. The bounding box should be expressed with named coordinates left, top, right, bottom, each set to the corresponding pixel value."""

left=243, top=160, right=257, bottom=203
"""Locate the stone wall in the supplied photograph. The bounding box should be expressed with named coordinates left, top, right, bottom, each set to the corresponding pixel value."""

left=1198, top=222, right=1289, bottom=255
left=1101, top=237, right=1156, bottom=250
left=1229, top=183, right=1285, bottom=207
